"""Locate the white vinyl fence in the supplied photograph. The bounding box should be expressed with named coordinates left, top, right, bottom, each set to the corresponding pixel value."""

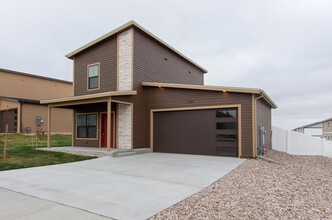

left=272, top=126, right=332, bottom=158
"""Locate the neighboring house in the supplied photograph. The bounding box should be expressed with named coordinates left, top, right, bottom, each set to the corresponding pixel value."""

left=322, top=118, right=332, bottom=141
left=42, top=20, right=277, bottom=158
left=293, top=118, right=332, bottom=140
left=293, top=121, right=323, bottom=138
left=0, top=68, right=73, bottom=134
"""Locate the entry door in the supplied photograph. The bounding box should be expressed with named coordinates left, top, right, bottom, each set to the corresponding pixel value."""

left=101, top=113, right=114, bottom=148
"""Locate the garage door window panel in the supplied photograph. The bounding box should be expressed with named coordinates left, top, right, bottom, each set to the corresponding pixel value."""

left=216, top=109, right=237, bottom=118
left=216, top=122, right=237, bottom=130
left=216, top=134, right=237, bottom=142
left=215, top=108, right=238, bottom=156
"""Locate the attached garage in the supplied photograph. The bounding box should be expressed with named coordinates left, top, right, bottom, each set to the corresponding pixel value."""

left=152, top=107, right=241, bottom=157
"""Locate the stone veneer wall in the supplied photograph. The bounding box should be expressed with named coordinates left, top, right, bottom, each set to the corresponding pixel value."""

left=117, top=103, right=132, bottom=149
left=118, top=28, right=133, bottom=91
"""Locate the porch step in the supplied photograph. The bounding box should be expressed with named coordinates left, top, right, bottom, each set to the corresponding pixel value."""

left=112, top=148, right=152, bottom=157
left=113, top=151, right=136, bottom=157
left=133, top=148, right=152, bottom=154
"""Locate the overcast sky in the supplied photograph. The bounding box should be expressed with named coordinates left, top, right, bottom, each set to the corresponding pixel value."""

left=1, top=0, right=331, bottom=130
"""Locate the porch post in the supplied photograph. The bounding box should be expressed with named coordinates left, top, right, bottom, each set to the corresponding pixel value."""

left=47, top=106, right=51, bottom=148
left=107, top=97, right=112, bottom=150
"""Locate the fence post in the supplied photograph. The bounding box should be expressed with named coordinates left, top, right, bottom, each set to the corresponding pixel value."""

left=322, top=139, right=325, bottom=156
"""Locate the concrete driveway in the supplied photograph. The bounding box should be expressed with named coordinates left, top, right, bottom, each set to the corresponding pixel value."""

left=0, top=153, right=245, bottom=220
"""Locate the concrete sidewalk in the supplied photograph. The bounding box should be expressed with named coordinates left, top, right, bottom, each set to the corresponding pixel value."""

left=0, top=188, right=111, bottom=220
left=0, top=153, right=245, bottom=220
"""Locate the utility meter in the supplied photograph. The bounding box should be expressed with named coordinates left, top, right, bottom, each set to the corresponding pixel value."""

left=36, top=116, right=43, bottom=126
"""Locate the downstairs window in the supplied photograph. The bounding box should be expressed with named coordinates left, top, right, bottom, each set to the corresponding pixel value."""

left=77, top=114, right=97, bottom=138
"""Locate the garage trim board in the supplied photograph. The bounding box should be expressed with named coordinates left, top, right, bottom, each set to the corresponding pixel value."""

left=150, top=104, right=242, bottom=158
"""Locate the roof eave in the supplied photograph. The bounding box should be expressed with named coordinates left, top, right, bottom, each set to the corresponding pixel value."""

left=65, top=20, right=208, bottom=73
left=40, top=90, right=137, bottom=105
left=259, top=90, right=278, bottom=109
left=142, top=82, right=277, bottom=109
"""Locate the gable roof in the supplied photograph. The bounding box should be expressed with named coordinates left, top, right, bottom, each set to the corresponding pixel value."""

left=0, top=68, right=72, bottom=85
left=66, top=20, right=208, bottom=73
left=142, top=82, right=277, bottom=109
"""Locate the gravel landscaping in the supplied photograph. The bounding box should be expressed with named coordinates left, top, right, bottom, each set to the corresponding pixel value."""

left=150, top=150, right=332, bottom=220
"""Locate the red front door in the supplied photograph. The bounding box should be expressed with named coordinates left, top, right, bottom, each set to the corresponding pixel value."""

left=101, top=113, right=114, bottom=148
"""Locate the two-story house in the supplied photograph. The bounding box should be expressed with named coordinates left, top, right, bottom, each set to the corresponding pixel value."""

left=293, top=118, right=332, bottom=140
left=322, top=118, right=332, bottom=140
left=42, top=21, right=277, bottom=158
left=293, top=121, right=323, bottom=138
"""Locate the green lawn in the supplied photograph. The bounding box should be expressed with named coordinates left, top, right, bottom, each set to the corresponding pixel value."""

left=0, top=134, right=95, bottom=171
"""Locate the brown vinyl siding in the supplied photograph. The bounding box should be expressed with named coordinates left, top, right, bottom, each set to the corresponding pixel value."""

left=114, top=28, right=207, bottom=149
left=71, top=27, right=207, bottom=148
left=133, top=29, right=204, bottom=88
left=256, top=98, right=272, bottom=149
left=74, top=36, right=117, bottom=96
left=145, top=87, right=254, bottom=158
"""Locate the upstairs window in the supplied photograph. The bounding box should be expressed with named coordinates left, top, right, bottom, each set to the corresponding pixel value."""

left=88, top=64, right=99, bottom=90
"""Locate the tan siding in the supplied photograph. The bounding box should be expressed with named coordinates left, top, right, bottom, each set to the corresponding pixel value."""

left=22, top=103, right=72, bottom=134
left=0, top=99, right=20, bottom=111
left=74, top=36, right=117, bottom=96
left=256, top=98, right=272, bottom=149
left=0, top=71, right=73, bottom=100
left=0, top=70, right=73, bottom=134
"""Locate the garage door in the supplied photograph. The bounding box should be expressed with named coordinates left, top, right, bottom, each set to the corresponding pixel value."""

left=0, top=109, right=18, bottom=133
left=153, top=108, right=238, bottom=157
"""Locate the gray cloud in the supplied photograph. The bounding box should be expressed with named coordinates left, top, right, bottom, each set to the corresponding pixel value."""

left=1, top=0, right=331, bottom=129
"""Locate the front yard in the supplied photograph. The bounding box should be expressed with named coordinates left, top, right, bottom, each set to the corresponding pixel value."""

left=0, top=134, right=95, bottom=171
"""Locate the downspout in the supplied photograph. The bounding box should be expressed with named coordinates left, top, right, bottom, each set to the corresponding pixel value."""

left=255, top=93, right=264, bottom=157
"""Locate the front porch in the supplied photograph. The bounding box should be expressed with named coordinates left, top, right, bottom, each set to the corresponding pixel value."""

left=40, top=91, right=136, bottom=150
